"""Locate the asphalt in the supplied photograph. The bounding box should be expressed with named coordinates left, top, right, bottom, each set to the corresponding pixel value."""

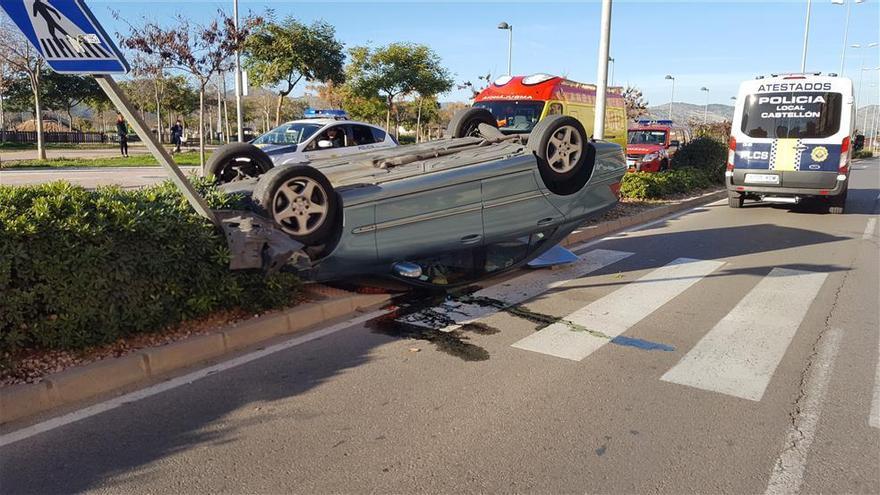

left=1, top=158, right=878, bottom=494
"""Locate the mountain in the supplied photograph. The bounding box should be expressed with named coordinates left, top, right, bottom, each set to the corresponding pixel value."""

left=645, top=102, right=734, bottom=124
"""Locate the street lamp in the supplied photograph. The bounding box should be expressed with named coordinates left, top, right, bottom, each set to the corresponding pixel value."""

left=801, top=0, right=812, bottom=72
left=498, top=22, right=513, bottom=76
left=832, top=0, right=865, bottom=76
left=665, top=75, right=675, bottom=121
left=593, top=0, right=613, bottom=140
left=233, top=0, right=244, bottom=142
left=853, top=43, right=879, bottom=110
left=701, top=87, right=710, bottom=124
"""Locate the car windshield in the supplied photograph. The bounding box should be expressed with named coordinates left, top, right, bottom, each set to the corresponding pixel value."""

left=473, top=101, right=546, bottom=133
left=252, top=123, right=323, bottom=145
left=740, top=92, right=843, bottom=139
left=628, top=130, right=667, bottom=145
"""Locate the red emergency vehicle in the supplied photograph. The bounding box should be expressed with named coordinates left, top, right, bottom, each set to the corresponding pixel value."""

left=626, top=120, right=690, bottom=172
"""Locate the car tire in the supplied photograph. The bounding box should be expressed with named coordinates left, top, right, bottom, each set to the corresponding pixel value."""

left=253, top=165, right=339, bottom=246
left=828, top=188, right=847, bottom=214
left=447, top=108, right=497, bottom=138
left=660, top=159, right=669, bottom=171
left=206, top=143, right=274, bottom=184
left=528, top=115, right=595, bottom=196
left=728, top=192, right=744, bottom=208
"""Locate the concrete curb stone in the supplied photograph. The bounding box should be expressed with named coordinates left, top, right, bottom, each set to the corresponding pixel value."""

left=0, top=190, right=725, bottom=426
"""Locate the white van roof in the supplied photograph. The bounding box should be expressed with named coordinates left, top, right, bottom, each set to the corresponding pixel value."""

left=738, top=74, right=853, bottom=97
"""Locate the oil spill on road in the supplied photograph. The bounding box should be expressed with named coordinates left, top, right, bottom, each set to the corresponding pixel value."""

left=367, top=288, right=495, bottom=361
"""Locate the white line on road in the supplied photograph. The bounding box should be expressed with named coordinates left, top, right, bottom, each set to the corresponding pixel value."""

left=871, top=327, right=880, bottom=429
left=764, top=327, right=843, bottom=495
left=864, top=218, right=877, bottom=240
left=511, top=258, right=725, bottom=361
left=399, top=249, right=634, bottom=331
left=0, top=309, right=389, bottom=448
left=662, top=268, right=828, bottom=401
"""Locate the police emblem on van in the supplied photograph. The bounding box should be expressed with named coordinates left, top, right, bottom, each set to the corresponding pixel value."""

left=811, top=146, right=829, bottom=162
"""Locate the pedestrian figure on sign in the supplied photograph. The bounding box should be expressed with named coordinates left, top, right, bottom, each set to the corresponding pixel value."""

left=170, top=119, right=183, bottom=153
left=32, top=0, right=68, bottom=41
left=116, top=113, right=129, bottom=157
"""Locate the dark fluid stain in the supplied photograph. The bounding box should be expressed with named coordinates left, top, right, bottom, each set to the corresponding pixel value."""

left=630, top=430, right=639, bottom=436
left=595, top=445, right=607, bottom=457
left=460, top=322, right=500, bottom=335
left=610, top=336, right=675, bottom=352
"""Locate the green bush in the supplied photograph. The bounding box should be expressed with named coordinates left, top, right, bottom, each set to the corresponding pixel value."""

left=671, top=136, right=728, bottom=181
left=853, top=149, right=873, bottom=159
left=620, top=168, right=716, bottom=200
left=0, top=180, right=301, bottom=362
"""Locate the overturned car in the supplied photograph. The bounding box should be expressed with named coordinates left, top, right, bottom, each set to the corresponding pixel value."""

left=216, top=109, right=626, bottom=287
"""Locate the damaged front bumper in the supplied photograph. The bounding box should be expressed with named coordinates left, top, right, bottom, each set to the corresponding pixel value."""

left=215, top=210, right=309, bottom=274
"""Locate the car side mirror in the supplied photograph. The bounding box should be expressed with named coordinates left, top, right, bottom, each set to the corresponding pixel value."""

left=669, top=140, right=680, bottom=148
left=317, top=139, right=334, bottom=149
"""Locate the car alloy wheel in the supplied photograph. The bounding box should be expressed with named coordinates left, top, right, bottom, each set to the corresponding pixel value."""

left=546, top=125, right=583, bottom=174
left=272, top=177, right=330, bottom=236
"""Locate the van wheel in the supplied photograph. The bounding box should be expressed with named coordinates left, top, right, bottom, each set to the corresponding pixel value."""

left=206, top=143, right=274, bottom=184
left=529, top=115, right=595, bottom=196
left=447, top=108, right=497, bottom=138
left=253, top=165, right=339, bottom=245
left=728, top=192, right=744, bottom=208
left=828, top=189, right=847, bottom=214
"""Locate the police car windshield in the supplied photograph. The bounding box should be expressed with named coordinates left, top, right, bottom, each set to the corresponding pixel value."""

left=473, top=101, right=545, bottom=132
left=628, top=130, right=667, bottom=145
left=253, top=123, right=322, bottom=145
left=741, top=92, right=842, bottom=139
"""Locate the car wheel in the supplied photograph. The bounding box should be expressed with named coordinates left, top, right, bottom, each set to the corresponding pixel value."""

left=253, top=165, right=339, bottom=245
left=660, top=159, right=669, bottom=171
left=447, top=108, right=497, bottom=138
left=728, top=192, right=744, bottom=208
left=828, top=188, right=847, bottom=214
left=528, top=115, right=595, bottom=196
left=206, top=143, right=274, bottom=184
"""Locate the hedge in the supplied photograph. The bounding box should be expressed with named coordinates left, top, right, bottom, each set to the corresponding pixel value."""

left=620, top=168, right=717, bottom=200
left=0, top=180, right=301, bottom=365
left=854, top=149, right=873, bottom=159
left=671, top=136, right=728, bottom=179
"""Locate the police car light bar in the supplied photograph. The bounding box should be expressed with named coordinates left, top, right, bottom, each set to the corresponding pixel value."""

left=635, top=119, right=674, bottom=126
left=304, top=108, right=349, bottom=120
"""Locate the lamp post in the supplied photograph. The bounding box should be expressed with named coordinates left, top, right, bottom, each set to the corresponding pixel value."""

left=801, top=0, right=812, bottom=72
left=665, top=74, right=675, bottom=121
left=833, top=0, right=865, bottom=76
left=593, top=0, right=613, bottom=140
left=233, top=0, right=244, bottom=142
left=700, top=87, right=710, bottom=124
left=852, top=43, right=879, bottom=109
left=498, top=22, right=513, bottom=76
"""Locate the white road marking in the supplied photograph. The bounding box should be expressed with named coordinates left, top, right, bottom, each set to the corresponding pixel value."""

left=871, top=327, right=880, bottom=429
left=662, top=268, right=828, bottom=401
left=0, top=310, right=388, bottom=448
left=511, top=258, right=725, bottom=361
left=398, top=249, right=633, bottom=331
left=764, top=327, right=843, bottom=495
left=864, top=218, right=877, bottom=240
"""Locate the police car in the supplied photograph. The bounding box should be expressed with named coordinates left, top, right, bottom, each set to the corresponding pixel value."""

left=206, top=109, right=398, bottom=183
left=727, top=73, right=854, bottom=213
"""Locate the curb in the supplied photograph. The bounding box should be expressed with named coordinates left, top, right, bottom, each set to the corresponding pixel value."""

left=0, top=190, right=725, bottom=426
left=0, top=292, right=392, bottom=425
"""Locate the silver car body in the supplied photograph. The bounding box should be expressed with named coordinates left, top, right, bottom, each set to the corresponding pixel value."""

left=252, top=118, right=397, bottom=166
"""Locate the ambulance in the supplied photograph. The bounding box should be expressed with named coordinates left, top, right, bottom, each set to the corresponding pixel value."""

left=727, top=73, right=854, bottom=213
left=473, top=74, right=627, bottom=149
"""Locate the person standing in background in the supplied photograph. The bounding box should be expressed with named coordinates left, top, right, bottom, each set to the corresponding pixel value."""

left=116, top=113, right=129, bottom=158
left=170, top=119, right=183, bottom=154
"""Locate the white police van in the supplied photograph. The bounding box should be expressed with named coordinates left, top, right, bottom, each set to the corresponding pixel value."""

left=727, top=73, right=854, bottom=213
left=206, top=109, right=397, bottom=183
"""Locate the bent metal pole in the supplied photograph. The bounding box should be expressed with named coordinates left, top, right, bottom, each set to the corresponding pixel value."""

left=593, top=0, right=613, bottom=140
left=94, top=75, right=218, bottom=225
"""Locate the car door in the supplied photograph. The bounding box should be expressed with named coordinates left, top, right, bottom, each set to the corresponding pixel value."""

left=302, top=124, right=349, bottom=161
left=481, top=170, right=565, bottom=244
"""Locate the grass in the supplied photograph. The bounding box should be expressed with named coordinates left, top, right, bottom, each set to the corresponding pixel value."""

left=0, top=142, right=121, bottom=151
left=1, top=151, right=209, bottom=169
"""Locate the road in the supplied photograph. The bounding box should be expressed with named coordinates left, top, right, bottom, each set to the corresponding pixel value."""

left=0, top=166, right=200, bottom=189
left=1, top=158, right=878, bottom=494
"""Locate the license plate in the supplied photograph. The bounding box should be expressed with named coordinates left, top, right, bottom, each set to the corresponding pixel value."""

left=626, top=159, right=637, bottom=168
left=745, top=173, right=779, bottom=185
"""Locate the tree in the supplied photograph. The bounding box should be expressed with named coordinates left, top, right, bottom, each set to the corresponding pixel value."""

left=458, top=71, right=493, bottom=100
left=0, top=58, right=12, bottom=141
left=42, top=73, right=102, bottom=131
left=244, top=18, right=345, bottom=127
left=119, top=11, right=260, bottom=166
left=623, top=85, right=649, bottom=120
left=308, top=81, right=385, bottom=125
left=0, top=17, right=47, bottom=159
left=347, top=43, right=453, bottom=137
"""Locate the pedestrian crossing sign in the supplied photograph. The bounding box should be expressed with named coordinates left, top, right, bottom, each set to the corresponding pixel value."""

left=0, top=0, right=129, bottom=74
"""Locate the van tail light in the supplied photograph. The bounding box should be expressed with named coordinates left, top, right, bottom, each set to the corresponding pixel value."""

left=727, top=137, right=736, bottom=171
left=839, top=136, right=850, bottom=174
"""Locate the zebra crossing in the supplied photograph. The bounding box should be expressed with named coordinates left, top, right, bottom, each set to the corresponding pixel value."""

left=39, top=36, right=112, bottom=60
left=401, top=248, right=845, bottom=405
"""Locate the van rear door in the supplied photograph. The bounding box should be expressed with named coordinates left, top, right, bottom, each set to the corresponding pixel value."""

left=735, top=91, right=844, bottom=189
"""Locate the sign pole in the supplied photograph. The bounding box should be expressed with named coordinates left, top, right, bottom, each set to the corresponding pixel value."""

left=93, top=74, right=218, bottom=226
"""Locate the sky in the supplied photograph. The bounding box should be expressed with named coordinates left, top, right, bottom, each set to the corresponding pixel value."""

left=38, top=0, right=880, bottom=106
